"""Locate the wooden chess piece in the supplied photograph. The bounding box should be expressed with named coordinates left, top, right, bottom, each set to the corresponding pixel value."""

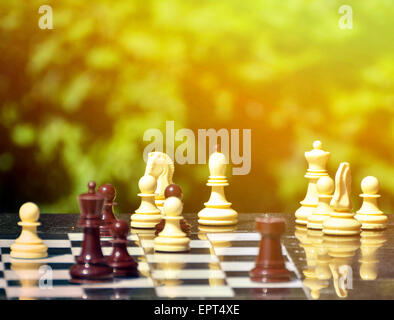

left=69, top=182, right=113, bottom=283
left=10, top=202, right=48, bottom=259
left=97, top=183, right=117, bottom=237
left=107, top=220, right=139, bottom=277
left=322, top=162, right=361, bottom=236
left=307, top=176, right=335, bottom=230
left=144, top=152, right=175, bottom=212
left=296, top=141, right=330, bottom=225
left=198, top=143, right=238, bottom=226
left=155, top=184, right=191, bottom=235
left=354, top=176, right=388, bottom=230
left=154, top=196, right=190, bottom=252
left=130, top=175, right=162, bottom=228
left=250, top=217, right=291, bottom=282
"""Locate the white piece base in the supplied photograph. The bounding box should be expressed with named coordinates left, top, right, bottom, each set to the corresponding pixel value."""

left=154, top=236, right=190, bottom=252
left=198, top=207, right=238, bottom=226
left=130, top=213, right=162, bottom=229
left=10, top=243, right=48, bottom=259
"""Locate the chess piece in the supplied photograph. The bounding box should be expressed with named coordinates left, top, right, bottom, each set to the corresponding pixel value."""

left=307, top=176, right=335, bottom=230
left=295, top=141, right=330, bottom=225
left=130, top=175, right=162, bottom=229
left=322, top=162, right=361, bottom=236
left=198, top=144, right=238, bottom=226
left=144, top=152, right=175, bottom=212
left=250, top=217, right=291, bottom=282
left=107, top=220, right=139, bottom=277
left=154, top=196, right=190, bottom=252
left=10, top=202, right=48, bottom=259
left=354, top=176, right=387, bottom=230
left=97, top=183, right=117, bottom=237
left=155, top=184, right=191, bottom=235
left=164, top=183, right=183, bottom=199
left=359, top=230, right=386, bottom=280
left=69, top=182, right=113, bottom=283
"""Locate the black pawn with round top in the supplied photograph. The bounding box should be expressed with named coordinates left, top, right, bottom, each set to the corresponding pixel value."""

left=164, top=184, right=183, bottom=199
left=97, top=183, right=117, bottom=237
left=107, top=220, right=139, bottom=277
left=70, top=181, right=113, bottom=283
left=155, top=184, right=191, bottom=235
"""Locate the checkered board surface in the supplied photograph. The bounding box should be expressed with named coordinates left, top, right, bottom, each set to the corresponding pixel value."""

left=0, top=232, right=304, bottom=299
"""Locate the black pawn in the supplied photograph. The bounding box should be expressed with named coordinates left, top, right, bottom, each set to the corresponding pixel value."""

left=107, top=220, right=139, bottom=277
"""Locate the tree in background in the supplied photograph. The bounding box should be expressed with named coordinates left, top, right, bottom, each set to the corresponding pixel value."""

left=0, top=0, right=393, bottom=213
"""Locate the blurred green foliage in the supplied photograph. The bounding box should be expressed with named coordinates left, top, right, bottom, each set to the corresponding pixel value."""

left=0, top=0, right=393, bottom=214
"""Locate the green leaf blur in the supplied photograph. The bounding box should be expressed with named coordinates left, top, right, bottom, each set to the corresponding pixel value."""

left=0, top=0, right=393, bottom=214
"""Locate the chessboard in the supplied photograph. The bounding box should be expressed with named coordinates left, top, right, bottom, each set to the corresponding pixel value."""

left=0, top=223, right=306, bottom=300
left=2, top=212, right=392, bottom=300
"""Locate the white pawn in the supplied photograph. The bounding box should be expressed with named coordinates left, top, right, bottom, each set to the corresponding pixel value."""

left=130, top=175, right=162, bottom=229
left=307, top=176, right=335, bottom=230
left=154, top=196, right=190, bottom=252
left=11, top=202, right=48, bottom=259
left=198, top=144, right=238, bottom=226
left=355, top=176, right=387, bottom=230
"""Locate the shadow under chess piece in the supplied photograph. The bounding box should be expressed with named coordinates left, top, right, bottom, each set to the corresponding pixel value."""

left=131, top=175, right=162, bottom=229
left=307, top=229, right=332, bottom=281
left=307, top=176, right=335, bottom=230
left=323, top=234, right=360, bottom=298
left=107, top=220, right=139, bottom=277
left=154, top=258, right=186, bottom=287
left=155, top=184, right=191, bottom=236
left=11, top=202, right=48, bottom=259
left=296, top=141, right=330, bottom=225
left=198, top=143, right=238, bottom=226
left=301, top=229, right=331, bottom=299
left=70, top=182, right=113, bottom=283
left=359, top=230, right=387, bottom=281
left=154, top=196, right=190, bottom=252
left=144, top=152, right=175, bottom=212
left=303, top=276, right=329, bottom=300
left=250, top=217, right=291, bottom=283
left=323, top=162, right=361, bottom=236
left=10, top=260, right=46, bottom=300
left=98, top=183, right=117, bottom=237
left=355, top=176, right=388, bottom=230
